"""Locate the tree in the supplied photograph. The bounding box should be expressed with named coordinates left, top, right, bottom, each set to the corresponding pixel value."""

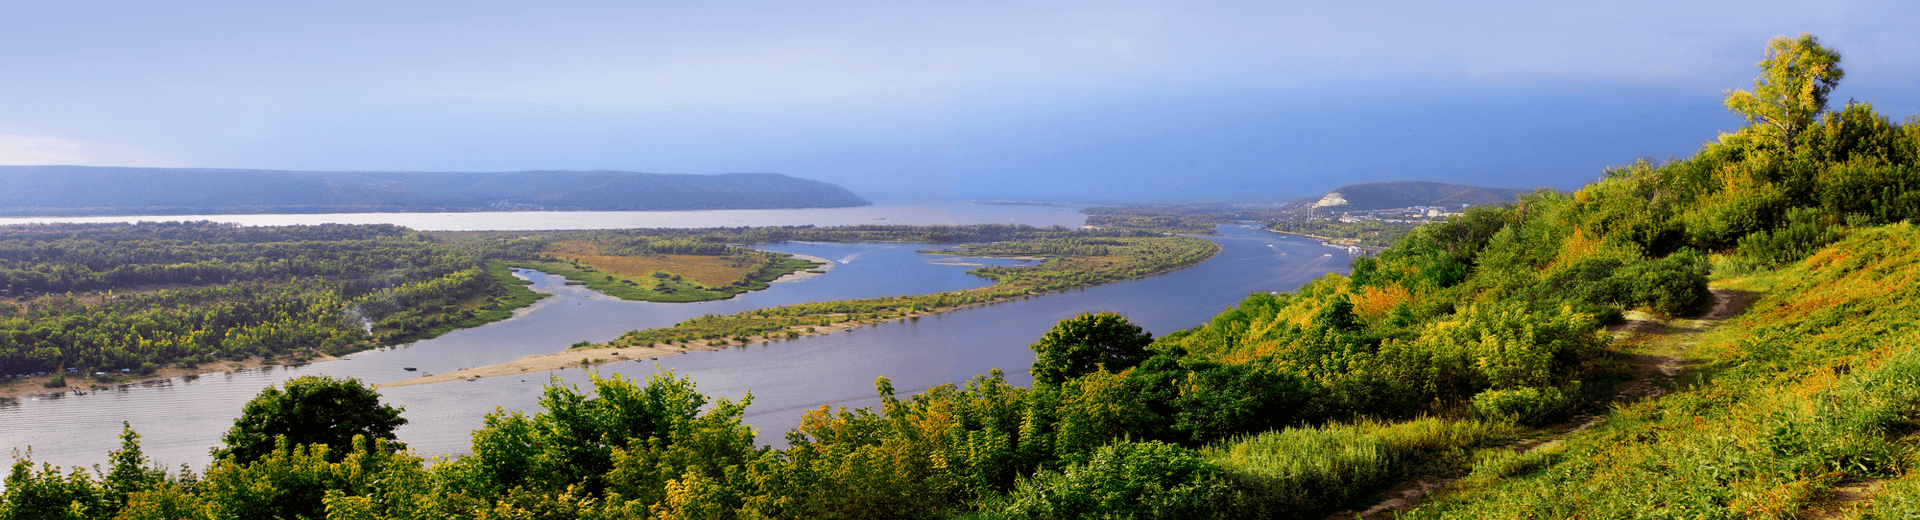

left=1724, top=33, right=1844, bottom=151
left=1029, top=312, right=1153, bottom=387
left=213, top=375, right=407, bottom=463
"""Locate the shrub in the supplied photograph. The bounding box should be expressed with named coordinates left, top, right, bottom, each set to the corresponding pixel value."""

left=973, top=441, right=1229, bottom=520
left=1469, top=385, right=1577, bottom=425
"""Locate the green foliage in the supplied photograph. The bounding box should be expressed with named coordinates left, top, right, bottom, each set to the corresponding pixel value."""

left=1403, top=226, right=1920, bottom=518
left=1029, top=312, right=1154, bottom=387
left=1851, top=473, right=1920, bottom=519
left=973, top=441, right=1230, bottom=520
left=436, top=370, right=735, bottom=498
left=1468, top=385, right=1577, bottom=426
left=199, top=435, right=427, bottom=520
left=212, top=375, right=407, bottom=463
left=1208, top=418, right=1508, bottom=519
left=1724, top=33, right=1844, bottom=150
left=1, top=456, right=102, bottom=520
left=0, top=222, right=544, bottom=375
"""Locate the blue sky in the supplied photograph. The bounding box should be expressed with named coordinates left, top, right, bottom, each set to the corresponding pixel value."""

left=0, top=0, right=1914, bottom=201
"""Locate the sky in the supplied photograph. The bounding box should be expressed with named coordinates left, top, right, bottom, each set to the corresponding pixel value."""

left=0, top=0, right=1915, bottom=202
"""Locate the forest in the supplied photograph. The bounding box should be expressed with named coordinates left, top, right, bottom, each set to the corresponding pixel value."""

left=0, top=223, right=546, bottom=382
left=9, top=34, right=1920, bottom=519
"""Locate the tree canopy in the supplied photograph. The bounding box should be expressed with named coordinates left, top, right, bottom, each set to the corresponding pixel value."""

left=212, top=375, right=407, bottom=463
left=1724, top=33, right=1845, bottom=151
left=1029, top=312, right=1154, bottom=386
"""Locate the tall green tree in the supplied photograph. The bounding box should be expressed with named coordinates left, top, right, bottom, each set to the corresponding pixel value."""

left=1029, top=312, right=1154, bottom=387
left=212, top=375, right=407, bottom=463
left=1724, top=33, right=1844, bottom=151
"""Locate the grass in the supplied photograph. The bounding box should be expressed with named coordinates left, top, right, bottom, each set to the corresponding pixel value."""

left=551, top=240, right=757, bottom=286
left=1397, top=224, right=1920, bottom=519
left=510, top=241, right=821, bottom=303
left=1206, top=417, right=1512, bottom=518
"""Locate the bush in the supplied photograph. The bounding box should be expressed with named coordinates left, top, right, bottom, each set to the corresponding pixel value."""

left=1615, top=249, right=1711, bottom=316
left=974, top=441, right=1229, bottom=520
left=1469, top=385, right=1577, bottom=425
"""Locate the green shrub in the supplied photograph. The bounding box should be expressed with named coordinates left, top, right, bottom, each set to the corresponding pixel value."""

left=973, top=441, right=1229, bottom=520
left=1469, top=385, right=1577, bottom=425
left=1206, top=418, right=1509, bottom=519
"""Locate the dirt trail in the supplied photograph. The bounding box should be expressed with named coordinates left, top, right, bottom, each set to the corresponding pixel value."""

left=1329, top=288, right=1756, bottom=520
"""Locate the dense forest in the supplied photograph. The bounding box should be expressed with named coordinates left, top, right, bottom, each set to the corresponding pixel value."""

left=9, top=34, right=1920, bottom=519
left=0, top=223, right=544, bottom=380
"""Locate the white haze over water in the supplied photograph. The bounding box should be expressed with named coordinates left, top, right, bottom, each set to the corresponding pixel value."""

left=0, top=199, right=1086, bottom=231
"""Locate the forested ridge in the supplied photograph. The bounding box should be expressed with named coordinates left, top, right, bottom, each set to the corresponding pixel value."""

left=9, top=34, right=1920, bottom=519
left=0, top=167, right=870, bottom=216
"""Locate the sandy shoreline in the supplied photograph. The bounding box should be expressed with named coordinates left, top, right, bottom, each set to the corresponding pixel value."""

left=378, top=303, right=978, bottom=389
left=0, top=354, right=338, bottom=400
left=382, top=247, right=1219, bottom=389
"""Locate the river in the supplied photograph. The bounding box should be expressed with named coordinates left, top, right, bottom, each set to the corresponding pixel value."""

left=0, top=222, right=1357, bottom=471
left=0, top=198, right=1085, bottom=231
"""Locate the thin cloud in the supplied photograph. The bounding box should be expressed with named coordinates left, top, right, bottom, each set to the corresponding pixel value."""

left=0, top=134, right=180, bottom=167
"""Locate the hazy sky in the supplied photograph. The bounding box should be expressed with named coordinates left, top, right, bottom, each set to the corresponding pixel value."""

left=0, top=1, right=1914, bottom=201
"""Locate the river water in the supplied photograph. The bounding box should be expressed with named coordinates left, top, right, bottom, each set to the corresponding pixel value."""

left=0, top=198, right=1085, bottom=231
left=0, top=222, right=1356, bottom=471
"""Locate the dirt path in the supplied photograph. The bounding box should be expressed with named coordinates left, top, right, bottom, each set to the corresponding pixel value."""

left=1329, top=288, right=1756, bottom=520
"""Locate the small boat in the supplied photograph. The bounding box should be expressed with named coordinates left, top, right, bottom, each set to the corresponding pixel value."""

left=403, top=367, right=417, bottom=371
left=466, top=377, right=478, bottom=382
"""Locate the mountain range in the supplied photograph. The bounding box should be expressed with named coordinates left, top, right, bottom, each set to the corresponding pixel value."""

left=0, top=166, right=871, bottom=216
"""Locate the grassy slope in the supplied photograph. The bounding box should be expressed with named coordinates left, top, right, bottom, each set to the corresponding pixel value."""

left=1401, top=224, right=1920, bottom=519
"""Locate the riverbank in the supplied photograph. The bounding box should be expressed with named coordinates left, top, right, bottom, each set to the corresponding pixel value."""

left=768, top=253, right=835, bottom=282
left=0, top=354, right=339, bottom=399
left=383, top=238, right=1219, bottom=387
left=379, top=292, right=1023, bottom=388
left=1266, top=229, right=1387, bottom=252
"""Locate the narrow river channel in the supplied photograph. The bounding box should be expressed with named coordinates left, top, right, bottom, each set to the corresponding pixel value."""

left=0, top=225, right=1357, bottom=470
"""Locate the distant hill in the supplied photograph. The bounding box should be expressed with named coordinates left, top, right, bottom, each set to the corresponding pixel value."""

left=1285, top=181, right=1534, bottom=212
left=0, top=166, right=870, bottom=216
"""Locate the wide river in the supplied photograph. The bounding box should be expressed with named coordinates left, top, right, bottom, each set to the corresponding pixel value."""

left=0, top=204, right=1357, bottom=471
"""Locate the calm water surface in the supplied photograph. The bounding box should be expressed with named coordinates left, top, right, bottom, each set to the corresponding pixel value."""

left=0, top=225, right=1355, bottom=471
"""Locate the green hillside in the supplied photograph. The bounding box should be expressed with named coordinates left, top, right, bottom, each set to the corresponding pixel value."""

left=6, top=34, right=1920, bottom=520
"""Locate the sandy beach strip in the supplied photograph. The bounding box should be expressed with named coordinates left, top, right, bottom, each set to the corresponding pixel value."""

left=377, top=302, right=992, bottom=389
left=0, top=354, right=337, bottom=400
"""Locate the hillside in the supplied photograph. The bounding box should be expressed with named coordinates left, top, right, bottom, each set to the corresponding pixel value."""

left=0, top=166, right=871, bottom=216
left=9, top=34, right=1920, bottom=520
left=1287, top=181, right=1534, bottom=212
